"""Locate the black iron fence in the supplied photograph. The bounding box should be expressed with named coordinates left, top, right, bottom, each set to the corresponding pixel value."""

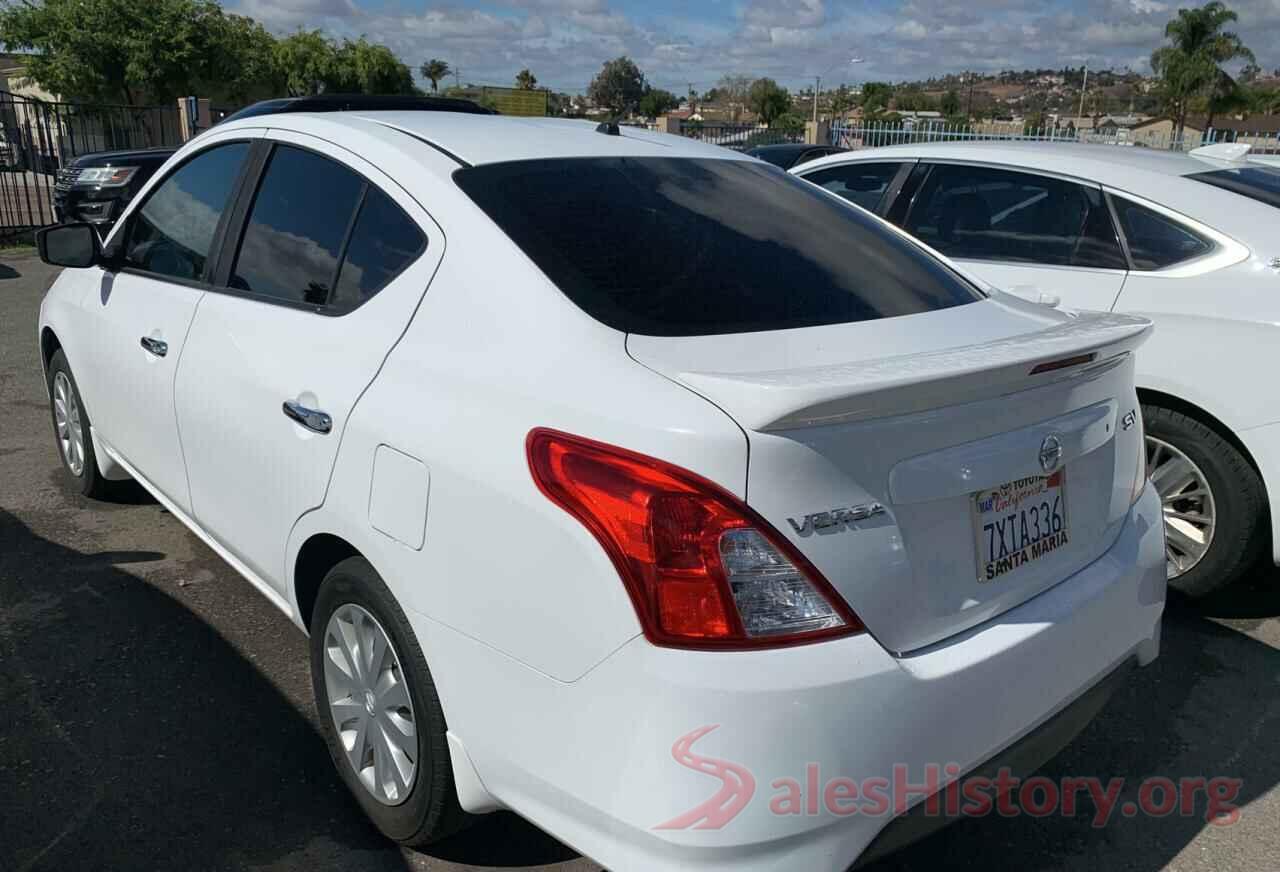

left=0, top=92, right=186, bottom=237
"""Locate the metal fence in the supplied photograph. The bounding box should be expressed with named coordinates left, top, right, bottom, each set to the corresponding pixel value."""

left=830, top=120, right=1280, bottom=154
left=677, top=122, right=804, bottom=150
left=0, top=92, right=187, bottom=237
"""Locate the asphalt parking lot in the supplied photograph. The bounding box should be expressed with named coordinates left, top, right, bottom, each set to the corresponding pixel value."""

left=2, top=251, right=1279, bottom=872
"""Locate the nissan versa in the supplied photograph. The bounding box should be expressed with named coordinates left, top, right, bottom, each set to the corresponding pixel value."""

left=35, top=105, right=1166, bottom=870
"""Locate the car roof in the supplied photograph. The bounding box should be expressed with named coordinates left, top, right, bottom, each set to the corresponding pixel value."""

left=215, top=111, right=749, bottom=168
left=796, top=140, right=1264, bottom=187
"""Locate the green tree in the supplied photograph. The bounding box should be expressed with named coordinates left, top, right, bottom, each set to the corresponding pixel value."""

left=940, top=88, right=961, bottom=117
left=828, top=85, right=856, bottom=117
left=637, top=87, right=679, bottom=118
left=420, top=58, right=451, bottom=93
left=1151, top=2, right=1255, bottom=139
left=0, top=0, right=264, bottom=107
left=773, top=112, right=805, bottom=136
left=514, top=68, right=537, bottom=90
left=859, top=81, right=893, bottom=118
left=588, top=56, right=646, bottom=116
left=747, top=77, right=790, bottom=125
left=273, top=30, right=335, bottom=97
left=330, top=38, right=414, bottom=94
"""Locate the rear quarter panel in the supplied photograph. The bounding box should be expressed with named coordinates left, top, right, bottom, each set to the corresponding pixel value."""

left=287, top=185, right=750, bottom=684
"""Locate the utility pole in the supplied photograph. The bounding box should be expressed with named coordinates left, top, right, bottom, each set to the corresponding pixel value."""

left=454, top=67, right=462, bottom=90
left=1078, top=62, right=1089, bottom=119
left=813, top=76, right=821, bottom=123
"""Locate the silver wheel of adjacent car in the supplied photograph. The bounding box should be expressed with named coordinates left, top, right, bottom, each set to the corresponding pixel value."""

left=1147, top=435, right=1216, bottom=579
left=52, top=370, right=85, bottom=476
left=323, top=603, right=418, bottom=806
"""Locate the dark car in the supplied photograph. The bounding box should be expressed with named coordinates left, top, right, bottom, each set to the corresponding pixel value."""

left=53, top=147, right=177, bottom=228
left=217, top=93, right=497, bottom=125
left=745, top=143, right=848, bottom=170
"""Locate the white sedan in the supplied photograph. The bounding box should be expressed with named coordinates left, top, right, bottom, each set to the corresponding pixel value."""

left=36, top=106, right=1164, bottom=870
left=796, top=141, right=1280, bottom=596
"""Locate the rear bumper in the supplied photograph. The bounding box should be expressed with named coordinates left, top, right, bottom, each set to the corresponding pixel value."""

left=414, top=482, right=1166, bottom=872
left=851, top=658, right=1133, bottom=867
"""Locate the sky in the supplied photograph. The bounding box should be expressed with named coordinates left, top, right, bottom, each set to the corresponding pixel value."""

left=225, top=0, right=1280, bottom=94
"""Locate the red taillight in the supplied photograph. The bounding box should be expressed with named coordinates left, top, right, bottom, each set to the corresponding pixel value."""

left=526, top=428, right=864, bottom=649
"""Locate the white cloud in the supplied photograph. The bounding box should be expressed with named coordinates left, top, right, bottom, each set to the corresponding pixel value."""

left=224, top=0, right=1279, bottom=94
left=893, top=20, right=929, bottom=41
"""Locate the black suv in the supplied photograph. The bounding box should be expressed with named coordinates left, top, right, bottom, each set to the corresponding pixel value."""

left=53, top=147, right=177, bottom=228
left=53, top=96, right=494, bottom=229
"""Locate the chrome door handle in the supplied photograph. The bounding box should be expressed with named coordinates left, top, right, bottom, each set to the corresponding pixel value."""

left=282, top=400, right=332, bottom=434
left=139, top=336, right=168, bottom=357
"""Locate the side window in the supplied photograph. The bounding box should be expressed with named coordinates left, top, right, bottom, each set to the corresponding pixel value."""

left=802, top=162, right=902, bottom=212
left=330, top=187, right=427, bottom=309
left=905, top=164, right=1128, bottom=270
left=124, top=142, right=249, bottom=281
left=229, top=145, right=365, bottom=305
left=1111, top=197, right=1214, bottom=270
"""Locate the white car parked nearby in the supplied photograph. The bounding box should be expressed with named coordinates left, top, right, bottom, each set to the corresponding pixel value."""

left=36, top=105, right=1165, bottom=871
left=795, top=141, right=1280, bottom=596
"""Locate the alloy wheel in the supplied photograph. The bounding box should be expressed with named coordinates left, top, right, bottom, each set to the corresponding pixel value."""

left=53, top=371, right=85, bottom=476
left=1147, top=436, right=1216, bottom=579
left=323, top=603, right=418, bottom=805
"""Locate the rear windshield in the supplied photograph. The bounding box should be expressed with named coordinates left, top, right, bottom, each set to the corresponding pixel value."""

left=454, top=157, right=982, bottom=336
left=1189, top=165, right=1280, bottom=209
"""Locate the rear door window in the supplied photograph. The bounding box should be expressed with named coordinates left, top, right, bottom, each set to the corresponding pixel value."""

left=229, top=145, right=365, bottom=305
left=905, top=164, right=1128, bottom=270
left=1110, top=196, right=1214, bottom=270
left=801, top=162, right=903, bottom=212
left=330, top=187, right=427, bottom=309
left=454, top=157, right=981, bottom=337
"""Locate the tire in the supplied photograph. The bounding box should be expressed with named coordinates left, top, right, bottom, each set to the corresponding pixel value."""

left=46, top=349, right=116, bottom=499
left=309, top=557, right=471, bottom=845
left=1143, top=403, right=1268, bottom=597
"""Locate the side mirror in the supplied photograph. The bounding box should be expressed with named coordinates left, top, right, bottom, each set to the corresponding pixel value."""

left=36, top=223, right=101, bottom=269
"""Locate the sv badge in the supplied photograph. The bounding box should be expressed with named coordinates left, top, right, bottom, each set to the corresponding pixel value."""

left=787, top=502, right=886, bottom=537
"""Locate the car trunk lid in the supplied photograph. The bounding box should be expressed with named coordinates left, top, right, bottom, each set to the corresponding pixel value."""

left=629, top=298, right=1151, bottom=653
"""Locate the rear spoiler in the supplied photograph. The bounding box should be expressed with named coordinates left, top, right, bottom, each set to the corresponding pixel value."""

left=678, top=312, right=1152, bottom=432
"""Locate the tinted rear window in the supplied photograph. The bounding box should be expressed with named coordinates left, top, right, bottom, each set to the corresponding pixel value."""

left=1189, top=165, right=1280, bottom=209
left=454, top=158, right=981, bottom=336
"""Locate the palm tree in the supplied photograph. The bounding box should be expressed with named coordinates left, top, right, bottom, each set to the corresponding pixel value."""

left=1150, top=2, right=1255, bottom=142
left=420, top=59, right=451, bottom=93
left=515, top=68, right=538, bottom=90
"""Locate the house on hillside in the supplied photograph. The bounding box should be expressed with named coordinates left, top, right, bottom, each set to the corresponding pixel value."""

left=1129, top=115, right=1280, bottom=151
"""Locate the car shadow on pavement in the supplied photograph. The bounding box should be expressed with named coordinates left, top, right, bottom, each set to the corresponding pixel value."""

left=864, top=570, right=1280, bottom=871
left=0, top=508, right=587, bottom=872
left=0, top=509, right=412, bottom=872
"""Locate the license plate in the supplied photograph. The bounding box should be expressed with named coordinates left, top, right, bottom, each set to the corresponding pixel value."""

left=972, top=471, right=1068, bottom=583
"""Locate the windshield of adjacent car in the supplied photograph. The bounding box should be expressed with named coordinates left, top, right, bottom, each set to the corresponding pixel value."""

left=454, top=157, right=983, bottom=337
left=1188, top=165, right=1280, bottom=209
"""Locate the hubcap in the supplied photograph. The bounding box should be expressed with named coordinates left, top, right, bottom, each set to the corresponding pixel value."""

left=1147, top=436, right=1216, bottom=580
left=322, top=604, right=417, bottom=805
left=52, top=371, right=85, bottom=476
